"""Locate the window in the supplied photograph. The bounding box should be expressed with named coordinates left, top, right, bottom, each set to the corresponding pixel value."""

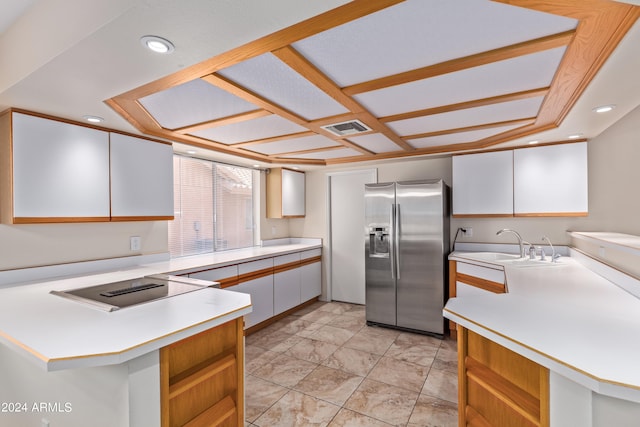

left=169, top=155, right=256, bottom=257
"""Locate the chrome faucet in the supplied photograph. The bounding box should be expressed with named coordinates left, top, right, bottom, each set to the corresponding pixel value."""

left=542, top=236, right=559, bottom=262
left=496, top=229, right=525, bottom=258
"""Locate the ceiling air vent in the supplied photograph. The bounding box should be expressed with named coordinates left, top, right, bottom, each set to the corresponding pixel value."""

left=321, top=119, right=371, bottom=137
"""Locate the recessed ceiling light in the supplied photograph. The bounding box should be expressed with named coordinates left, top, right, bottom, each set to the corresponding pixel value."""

left=292, top=166, right=300, bottom=170
left=528, top=140, right=539, bottom=145
left=568, top=133, right=583, bottom=139
left=140, top=35, right=175, bottom=54
left=252, top=164, right=260, bottom=168
left=83, top=115, right=104, bottom=123
left=186, top=150, right=197, bottom=155
left=592, top=104, right=616, bottom=113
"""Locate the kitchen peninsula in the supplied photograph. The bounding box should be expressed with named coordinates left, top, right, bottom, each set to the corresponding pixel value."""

left=445, top=233, right=640, bottom=427
left=0, top=239, right=320, bottom=427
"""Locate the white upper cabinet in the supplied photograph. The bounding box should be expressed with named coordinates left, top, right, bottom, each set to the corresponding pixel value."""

left=514, top=142, right=588, bottom=215
left=452, top=150, right=513, bottom=216
left=10, top=112, right=111, bottom=221
left=110, top=133, right=174, bottom=219
left=267, top=167, right=305, bottom=218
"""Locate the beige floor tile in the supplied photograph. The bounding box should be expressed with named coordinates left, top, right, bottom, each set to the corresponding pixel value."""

left=326, top=313, right=366, bottom=332
left=408, top=394, right=458, bottom=427
left=422, top=368, right=458, bottom=404
left=308, top=324, right=356, bottom=346
left=341, top=304, right=366, bottom=318
left=367, top=356, right=430, bottom=392
left=277, top=317, right=320, bottom=335
left=292, top=301, right=327, bottom=316
left=244, top=374, right=289, bottom=422
left=245, top=346, right=280, bottom=374
left=343, top=328, right=396, bottom=355
left=252, top=353, right=318, bottom=388
left=317, top=301, right=353, bottom=314
left=344, top=379, right=419, bottom=426
left=249, top=330, right=304, bottom=353
left=254, top=390, right=340, bottom=427
left=322, top=346, right=381, bottom=377
left=299, top=309, right=338, bottom=324
left=433, top=347, right=458, bottom=373
left=285, top=337, right=340, bottom=364
left=363, top=325, right=401, bottom=339
left=328, top=408, right=392, bottom=426
left=394, top=331, right=443, bottom=349
left=384, top=338, right=439, bottom=367
left=294, top=365, right=363, bottom=406
left=439, top=338, right=458, bottom=352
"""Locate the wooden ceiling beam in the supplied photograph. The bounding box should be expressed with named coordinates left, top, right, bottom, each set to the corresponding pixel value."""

left=273, top=45, right=414, bottom=151
left=380, top=87, right=549, bottom=123
left=173, top=109, right=271, bottom=134
left=403, top=117, right=536, bottom=141
left=342, top=30, right=575, bottom=96
left=231, top=131, right=316, bottom=147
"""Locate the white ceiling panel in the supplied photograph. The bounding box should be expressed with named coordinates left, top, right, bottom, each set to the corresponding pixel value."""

left=292, top=0, right=577, bottom=87
left=388, top=97, right=544, bottom=136
left=408, top=123, right=525, bottom=149
left=139, top=78, right=257, bottom=130
left=243, top=134, right=338, bottom=155
left=217, top=53, right=349, bottom=120
left=355, top=47, right=567, bottom=117
left=349, top=133, right=401, bottom=153
left=190, top=114, right=307, bottom=144
left=284, top=148, right=362, bottom=160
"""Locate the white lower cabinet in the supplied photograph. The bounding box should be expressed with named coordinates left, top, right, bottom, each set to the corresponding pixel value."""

left=300, top=261, right=321, bottom=302
left=274, top=268, right=301, bottom=315
left=232, top=275, right=273, bottom=328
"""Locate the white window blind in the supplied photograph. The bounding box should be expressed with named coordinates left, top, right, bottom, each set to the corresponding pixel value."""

left=169, top=155, right=255, bottom=258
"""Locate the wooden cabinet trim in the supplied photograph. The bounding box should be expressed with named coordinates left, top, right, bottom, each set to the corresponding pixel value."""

left=111, top=215, right=175, bottom=221
left=168, top=352, right=236, bottom=399
left=300, top=256, right=322, bottom=267
left=236, top=267, right=273, bottom=284
left=273, top=259, right=302, bottom=274
left=13, top=216, right=111, bottom=224
left=457, top=272, right=505, bottom=294
left=183, top=395, right=236, bottom=427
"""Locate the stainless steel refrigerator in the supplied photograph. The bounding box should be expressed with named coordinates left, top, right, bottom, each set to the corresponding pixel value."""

left=365, top=179, right=449, bottom=337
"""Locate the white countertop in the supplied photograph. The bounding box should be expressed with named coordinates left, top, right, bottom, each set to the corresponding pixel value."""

left=0, top=241, right=321, bottom=372
left=446, top=251, right=640, bottom=402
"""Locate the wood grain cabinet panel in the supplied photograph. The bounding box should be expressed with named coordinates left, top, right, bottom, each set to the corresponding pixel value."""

left=458, top=327, right=549, bottom=427
left=160, top=318, right=244, bottom=427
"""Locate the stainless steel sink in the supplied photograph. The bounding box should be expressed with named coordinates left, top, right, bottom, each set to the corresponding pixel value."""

left=50, top=274, right=216, bottom=312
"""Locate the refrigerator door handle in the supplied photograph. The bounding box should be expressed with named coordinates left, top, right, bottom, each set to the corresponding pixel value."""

left=395, top=203, right=401, bottom=280
left=389, top=204, right=396, bottom=280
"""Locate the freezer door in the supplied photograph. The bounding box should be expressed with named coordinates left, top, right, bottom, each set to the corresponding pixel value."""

left=395, top=181, right=446, bottom=334
left=364, top=183, right=396, bottom=326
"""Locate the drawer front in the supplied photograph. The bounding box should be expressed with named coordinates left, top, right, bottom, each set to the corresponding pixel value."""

left=300, top=248, right=321, bottom=260
left=238, top=258, right=273, bottom=275
left=274, top=252, right=301, bottom=266
left=456, top=262, right=505, bottom=284
left=189, top=265, right=238, bottom=283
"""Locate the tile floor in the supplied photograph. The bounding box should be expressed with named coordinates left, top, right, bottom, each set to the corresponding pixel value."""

left=244, top=301, right=458, bottom=426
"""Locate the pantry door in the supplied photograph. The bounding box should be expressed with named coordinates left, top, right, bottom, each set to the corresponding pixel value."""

left=328, top=169, right=377, bottom=305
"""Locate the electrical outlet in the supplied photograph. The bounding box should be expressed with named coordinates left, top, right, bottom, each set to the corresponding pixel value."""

left=462, top=227, right=473, bottom=237
left=130, top=236, right=141, bottom=251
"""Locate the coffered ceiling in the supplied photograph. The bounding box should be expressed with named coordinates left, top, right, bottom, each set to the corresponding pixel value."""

left=107, top=0, right=640, bottom=166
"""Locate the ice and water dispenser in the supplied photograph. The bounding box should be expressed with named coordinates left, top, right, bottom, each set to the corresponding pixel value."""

left=368, top=226, right=390, bottom=258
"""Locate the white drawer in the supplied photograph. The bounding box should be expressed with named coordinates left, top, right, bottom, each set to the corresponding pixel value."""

left=189, top=265, right=238, bottom=282
left=300, top=248, right=321, bottom=260
left=456, top=262, right=505, bottom=284
left=274, top=252, right=301, bottom=266
left=238, top=258, right=273, bottom=275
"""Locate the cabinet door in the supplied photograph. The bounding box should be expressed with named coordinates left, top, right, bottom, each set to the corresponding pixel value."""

left=452, top=151, right=513, bottom=216
left=300, top=261, right=321, bottom=302
left=11, top=112, right=110, bottom=221
left=232, top=275, right=273, bottom=328
left=110, top=133, right=174, bottom=219
left=274, top=268, right=301, bottom=315
left=281, top=168, right=305, bottom=217
left=514, top=142, right=588, bottom=215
